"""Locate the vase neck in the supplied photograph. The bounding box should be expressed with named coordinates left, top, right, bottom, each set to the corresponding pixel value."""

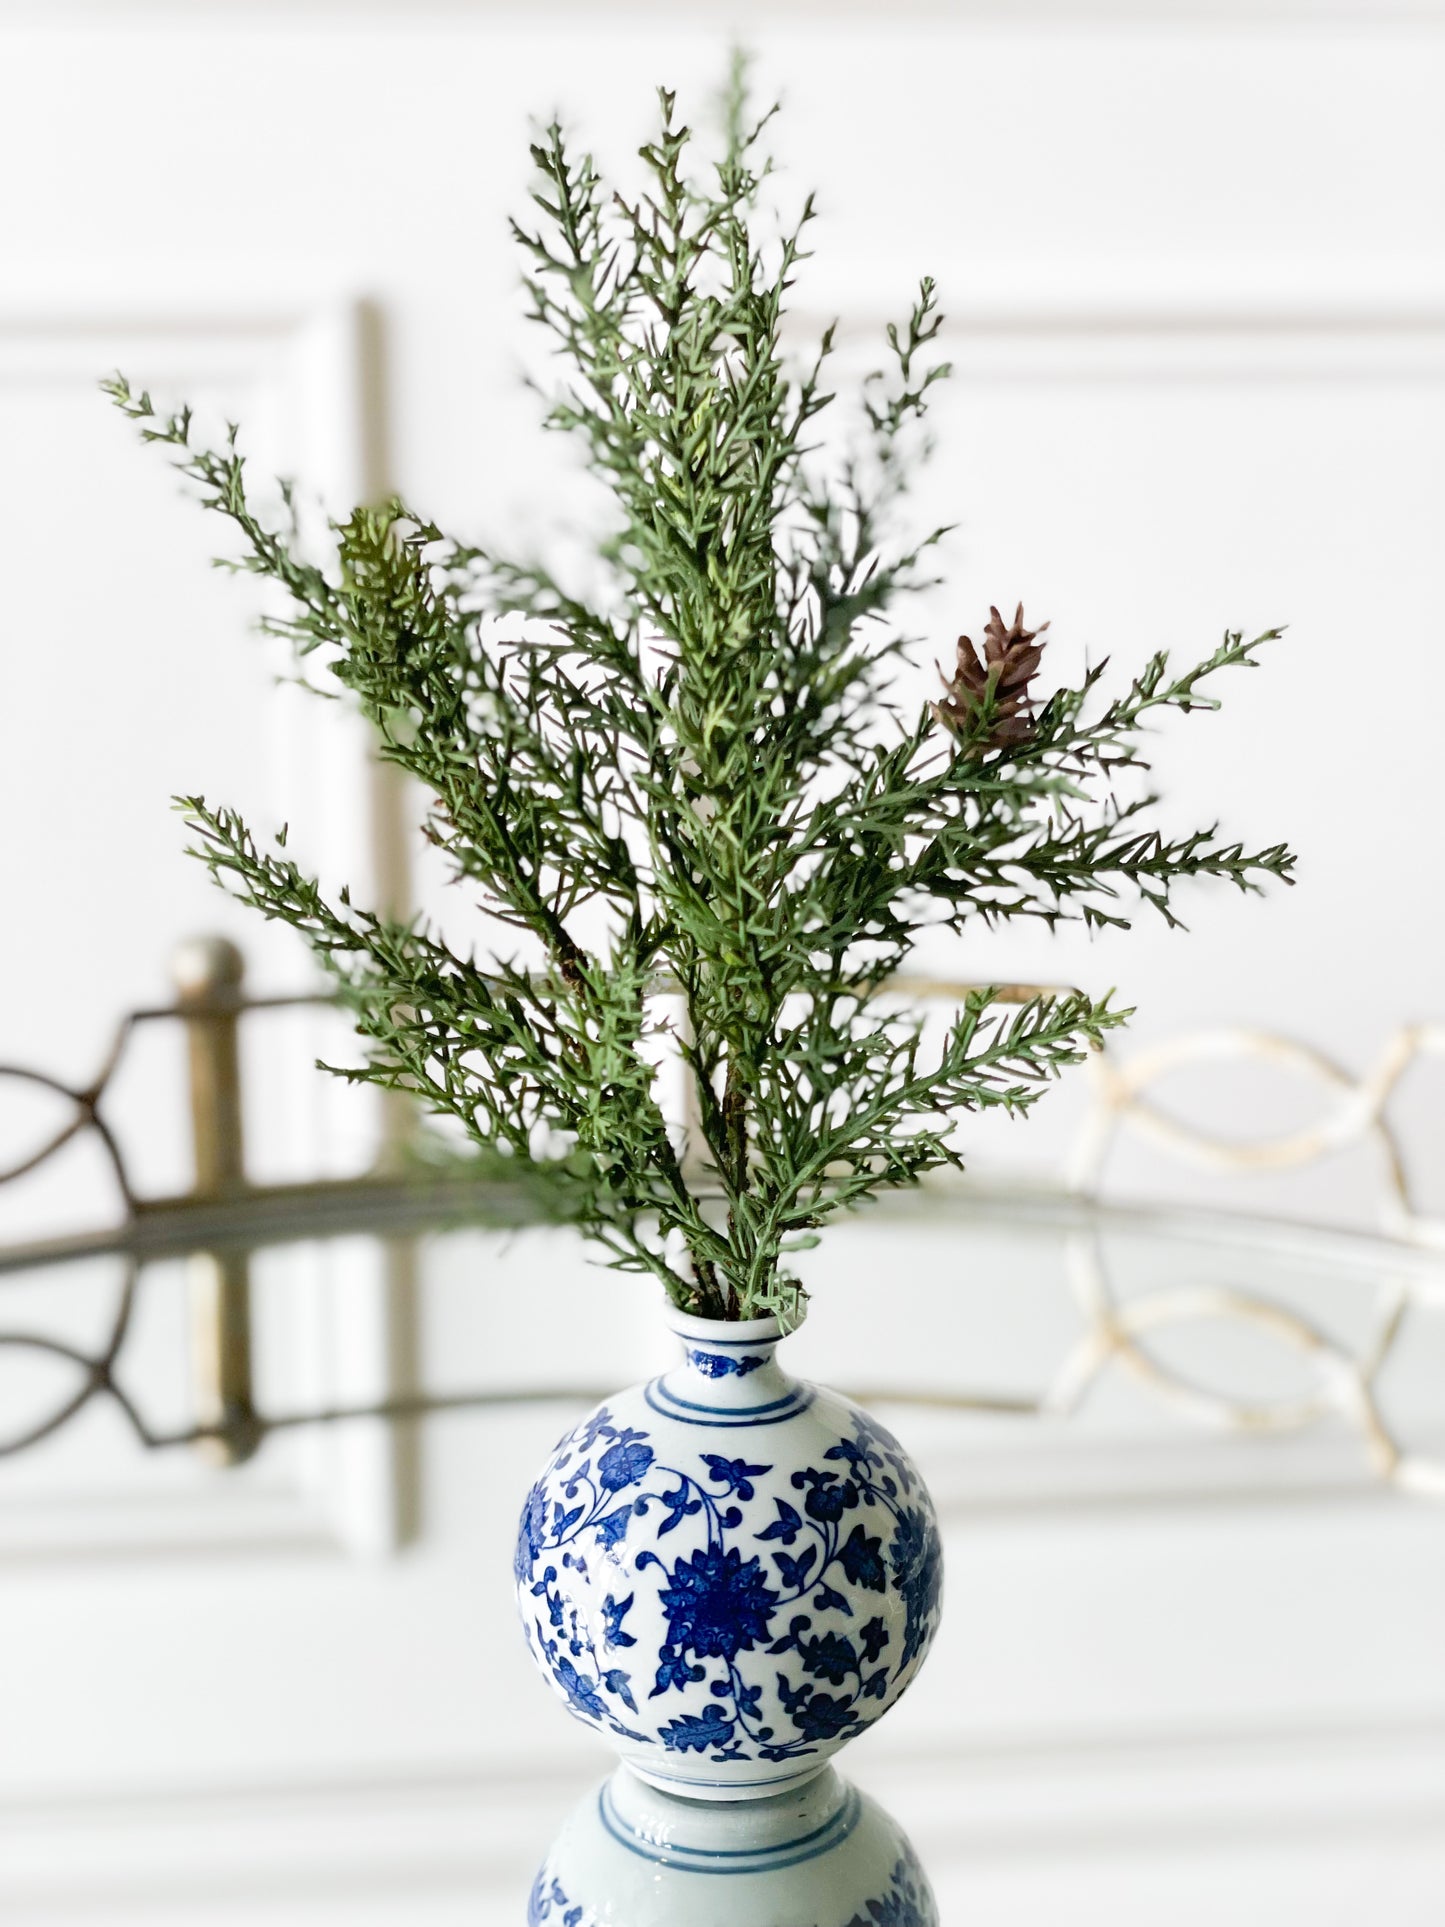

left=656, top=1305, right=801, bottom=1415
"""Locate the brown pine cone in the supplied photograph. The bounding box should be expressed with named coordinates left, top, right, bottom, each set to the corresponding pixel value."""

left=933, top=603, right=1049, bottom=750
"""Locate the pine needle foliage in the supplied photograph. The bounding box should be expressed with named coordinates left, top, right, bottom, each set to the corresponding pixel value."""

left=104, top=66, right=1293, bottom=1322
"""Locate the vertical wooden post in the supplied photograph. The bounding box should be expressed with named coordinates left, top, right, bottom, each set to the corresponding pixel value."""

left=174, top=936, right=259, bottom=1466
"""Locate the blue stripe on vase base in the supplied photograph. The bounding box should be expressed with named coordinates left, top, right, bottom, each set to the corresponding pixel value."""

left=596, top=1780, right=863, bottom=1874
left=632, top=1763, right=832, bottom=1794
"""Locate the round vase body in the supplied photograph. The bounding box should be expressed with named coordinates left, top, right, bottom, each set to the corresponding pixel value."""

left=514, top=1307, right=944, bottom=1800
left=530, top=1764, right=939, bottom=1927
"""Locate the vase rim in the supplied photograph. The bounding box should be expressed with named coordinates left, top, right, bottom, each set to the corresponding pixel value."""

left=662, top=1300, right=806, bottom=1344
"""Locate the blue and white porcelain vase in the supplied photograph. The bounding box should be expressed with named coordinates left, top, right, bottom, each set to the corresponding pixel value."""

left=515, top=1303, right=944, bottom=1802
left=530, top=1763, right=939, bottom=1926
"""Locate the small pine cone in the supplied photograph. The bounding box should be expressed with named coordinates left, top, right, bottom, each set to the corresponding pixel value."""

left=933, top=603, right=1050, bottom=750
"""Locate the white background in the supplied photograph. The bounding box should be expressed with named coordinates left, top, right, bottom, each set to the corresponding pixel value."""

left=0, top=5, right=1443, bottom=1923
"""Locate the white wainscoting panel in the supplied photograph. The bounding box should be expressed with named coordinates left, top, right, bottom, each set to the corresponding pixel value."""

left=0, top=297, right=405, bottom=1560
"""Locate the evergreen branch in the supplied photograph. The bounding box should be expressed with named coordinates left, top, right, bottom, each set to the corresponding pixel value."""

left=108, top=66, right=1294, bottom=1318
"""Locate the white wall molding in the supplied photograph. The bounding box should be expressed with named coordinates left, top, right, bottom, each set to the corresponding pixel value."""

left=789, top=264, right=1445, bottom=388
left=0, top=295, right=406, bottom=1563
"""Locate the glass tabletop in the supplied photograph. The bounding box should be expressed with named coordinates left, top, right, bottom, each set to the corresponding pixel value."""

left=2, top=1177, right=1441, bottom=1500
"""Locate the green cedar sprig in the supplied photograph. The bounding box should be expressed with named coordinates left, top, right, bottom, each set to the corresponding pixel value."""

left=105, top=66, right=1292, bottom=1320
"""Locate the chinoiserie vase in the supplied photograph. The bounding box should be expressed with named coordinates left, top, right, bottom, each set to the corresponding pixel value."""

left=530, top=1763, right=939, bottom=1927
left=515, top=1303, right=944, bottom=1801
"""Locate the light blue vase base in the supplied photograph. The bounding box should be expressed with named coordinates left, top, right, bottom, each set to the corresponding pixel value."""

left=628, top=1754, right=829, bottom=1802
left=529, top=1763, right=939, bottom=1926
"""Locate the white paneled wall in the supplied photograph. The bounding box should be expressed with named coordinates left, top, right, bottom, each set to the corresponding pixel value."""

left=1, top=7, right=1442, bottom=1923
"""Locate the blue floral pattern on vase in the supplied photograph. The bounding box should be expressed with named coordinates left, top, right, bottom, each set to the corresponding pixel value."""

left=842, top=1849, right=935, bottom=1927
left=689, top=1349, right=767, bottom=1378
left=515, top=1320, right=943, bottom=1797
left=528, top=1871, right=585, bottom=1926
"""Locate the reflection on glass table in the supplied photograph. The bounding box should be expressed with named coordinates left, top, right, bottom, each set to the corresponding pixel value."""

left=3, top=951, right=1444, bottom=1924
